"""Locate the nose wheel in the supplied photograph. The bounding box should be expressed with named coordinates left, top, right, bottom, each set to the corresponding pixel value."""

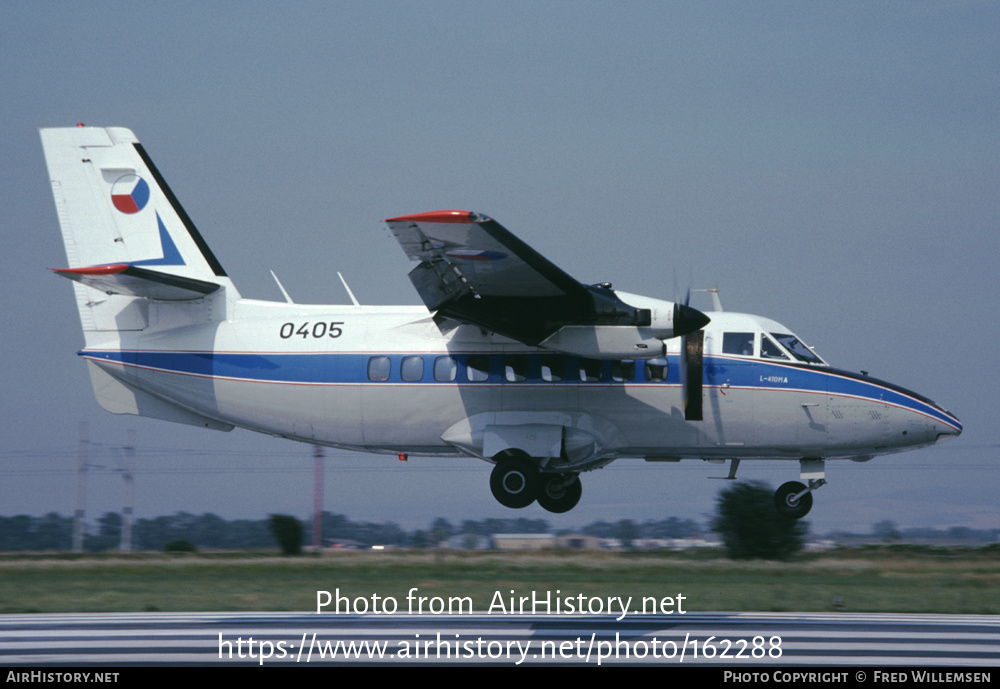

left=774, top=479, right=825, bottom=519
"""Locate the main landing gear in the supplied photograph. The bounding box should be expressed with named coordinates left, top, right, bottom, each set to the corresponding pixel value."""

left=489, top=453, right=582, bottom=513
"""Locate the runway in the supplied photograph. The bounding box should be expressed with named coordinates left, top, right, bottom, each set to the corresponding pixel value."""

left=1, top=611, right=997, bottom=666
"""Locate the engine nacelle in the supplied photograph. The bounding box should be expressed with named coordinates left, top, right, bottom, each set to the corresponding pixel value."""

left=539, top=325, right=666, bottom=359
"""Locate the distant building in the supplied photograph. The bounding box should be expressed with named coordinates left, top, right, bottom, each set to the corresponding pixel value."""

left=553, top=533, right=603, bottom=550
left=443, top=533, right=492, bottom=550
left=492, top=533, right=555, bottom=550
left=325, top=538, right=366, bottom=550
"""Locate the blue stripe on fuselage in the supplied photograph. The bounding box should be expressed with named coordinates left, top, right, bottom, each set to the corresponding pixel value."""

left=706, top=355, right=960, bottom=430
left=80, top=349, right=960, bottom=431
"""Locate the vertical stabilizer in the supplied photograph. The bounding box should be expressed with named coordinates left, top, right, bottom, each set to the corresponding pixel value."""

left=41, top=126, right=241, bottom=336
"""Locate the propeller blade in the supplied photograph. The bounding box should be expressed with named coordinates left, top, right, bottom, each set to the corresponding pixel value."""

left=671, top=281, right=706, bottom=420
left=682, top=330, right=705, bottom=421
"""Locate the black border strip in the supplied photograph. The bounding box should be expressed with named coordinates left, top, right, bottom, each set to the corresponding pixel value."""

left=133, top=142, right=228, bottom=277
left=478, top=218, right=584, bottom=297
left=122, top=265, right=221, bottom=295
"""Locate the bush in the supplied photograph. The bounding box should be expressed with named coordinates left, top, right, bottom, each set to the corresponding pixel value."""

left=711, top=481, right=807, bottom=560
left=164, top=539, right=196, bottom=553
left=268, top=514, right=304, bottom=556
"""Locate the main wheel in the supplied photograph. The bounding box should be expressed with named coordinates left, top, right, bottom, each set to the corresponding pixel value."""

left=536, top=474, right=582, bottom=514
left=774, top=481, right=813, bottom=519
left=490, top=455, right=539, bottom=508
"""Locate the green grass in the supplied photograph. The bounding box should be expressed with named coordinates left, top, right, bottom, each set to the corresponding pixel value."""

left=0, top=547, right=996, bottom=615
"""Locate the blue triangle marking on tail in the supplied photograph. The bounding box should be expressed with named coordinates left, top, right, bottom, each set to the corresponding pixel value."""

left=130, top=212, right=185, bottom=267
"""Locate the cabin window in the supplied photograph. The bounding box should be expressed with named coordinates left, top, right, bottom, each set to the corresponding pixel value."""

left=723, top=332, right=755, bottom=356
left=541, top=356, right=564, bottom=382
left=579, top=358, right=603, bottom=382
left=612, top=360, right=636, bottom=382
left=505, top=356, right=529, bottom=382
left=467, top=355, right=490, bottom=382
left=400, top=356, right=424, bottom=382
left=367, top=356, right=391, bottom=382
left=760, top=335, right=788, bottom=360
left=644, top=357, right=668, bottom=382
left=434, top=356, right=457, bottom=382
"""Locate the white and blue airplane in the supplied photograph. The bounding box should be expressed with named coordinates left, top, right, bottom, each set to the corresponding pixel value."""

left=41, top=125, right=962, bottom=517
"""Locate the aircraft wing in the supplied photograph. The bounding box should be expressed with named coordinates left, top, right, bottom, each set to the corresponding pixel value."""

left=385, top=210, right=654, bottom=346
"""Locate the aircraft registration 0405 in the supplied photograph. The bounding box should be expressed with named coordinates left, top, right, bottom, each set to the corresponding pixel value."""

left=316, top=587, right=686, bottom=619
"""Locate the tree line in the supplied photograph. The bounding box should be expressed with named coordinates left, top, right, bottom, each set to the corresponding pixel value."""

left=0, top=511, right=702, bottom=552
left=10, top=483, right=987, bottom=558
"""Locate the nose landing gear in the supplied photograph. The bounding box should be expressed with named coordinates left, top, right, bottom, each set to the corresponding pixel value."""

left=774, top=478, right=826, bottom=519
left=773, top=458, right=827, bottom=519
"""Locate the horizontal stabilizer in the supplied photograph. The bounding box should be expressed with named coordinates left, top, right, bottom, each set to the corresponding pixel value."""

left=52, top=264, right=221, bottom=301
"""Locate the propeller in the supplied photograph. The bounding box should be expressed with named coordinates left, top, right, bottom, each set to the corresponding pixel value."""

left=673, top=299, right=710, bottom=338
left=675, top=288, right=707, bottom=421
left=671, top=275, right=710, bottom=339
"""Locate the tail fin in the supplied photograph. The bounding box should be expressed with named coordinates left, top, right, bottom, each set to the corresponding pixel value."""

left=41, top=126, right=238, bottom=431
left=41, top=126, right=240, bottom=335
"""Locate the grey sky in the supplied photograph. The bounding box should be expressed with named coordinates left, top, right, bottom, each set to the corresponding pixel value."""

left=2, top=2, right=997, bottom=534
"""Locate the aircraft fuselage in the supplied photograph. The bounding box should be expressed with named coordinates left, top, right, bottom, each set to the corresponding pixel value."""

left=80, top=297, right=960, bottom=469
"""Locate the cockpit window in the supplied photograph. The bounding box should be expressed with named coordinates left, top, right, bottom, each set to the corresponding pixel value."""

left=771, top=333, right=824, bottom=365
left=723, top=332, right=755, bottom=356
left=760, top=335, right=788, bottom=360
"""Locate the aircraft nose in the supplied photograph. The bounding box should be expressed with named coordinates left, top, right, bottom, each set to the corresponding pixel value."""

left=921, top=399, right=961, bottom=441
left=888, top=378, right=962, bottom=443
left=938, top=414, right=962, bottom=438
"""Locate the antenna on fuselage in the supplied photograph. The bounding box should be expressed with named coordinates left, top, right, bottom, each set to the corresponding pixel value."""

left=270, top=270, right=295, bottom=304
left=338, top=272, right=361, bottom=306
left=692, top=288, right=724, bottom=312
